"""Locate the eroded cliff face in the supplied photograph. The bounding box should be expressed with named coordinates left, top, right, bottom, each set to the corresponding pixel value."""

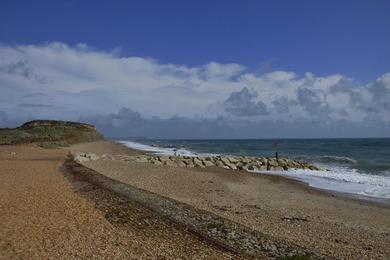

left=19, top=120, right=96, bottom=130
left=0, top=120, right=103, bottom=146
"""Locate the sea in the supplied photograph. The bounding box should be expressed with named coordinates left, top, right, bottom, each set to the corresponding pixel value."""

left=118, top=138, right=390, bottom=201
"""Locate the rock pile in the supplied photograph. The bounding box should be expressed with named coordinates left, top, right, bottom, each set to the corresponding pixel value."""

left=73, top=152, right=320, bottom=171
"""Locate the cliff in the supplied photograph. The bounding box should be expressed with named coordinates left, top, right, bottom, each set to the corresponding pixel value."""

left=0, top=120, right=103, bottom=147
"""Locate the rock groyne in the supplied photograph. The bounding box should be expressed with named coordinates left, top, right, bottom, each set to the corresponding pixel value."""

left=74, top=153, right=320, bottom=171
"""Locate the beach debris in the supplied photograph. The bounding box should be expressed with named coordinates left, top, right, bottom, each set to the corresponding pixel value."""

left=2, top=150, right=17, bottom=155
left=281, top=216, right=309, bottom=222
left=72, top=151, right=321, bottom=172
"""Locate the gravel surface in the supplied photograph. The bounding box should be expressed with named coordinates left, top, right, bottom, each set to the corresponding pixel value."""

left=75, top=141, right=390, bottom=260
left=0, top=144, right=242, bottom=259
left=64, top=159, right=324, bottom=259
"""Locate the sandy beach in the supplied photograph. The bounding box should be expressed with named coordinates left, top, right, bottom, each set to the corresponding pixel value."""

left=1, top=141, right=389, bottom=259
left=0, top=144, right=241, bottom=259
left=73, top=141, right=390, bottom=259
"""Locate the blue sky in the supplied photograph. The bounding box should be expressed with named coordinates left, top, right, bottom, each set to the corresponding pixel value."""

left=0, top=1, right=390, bottom=138
left=2, top=0, right=389, bottom=81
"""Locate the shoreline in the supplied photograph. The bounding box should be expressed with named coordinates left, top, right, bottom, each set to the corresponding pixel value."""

left=249, top=170, right=390, bottom=208
left=0, top=143, right=242, bottom=259
left=2, top=141, right=390, bottom=259
left=63, top=158, right=324, bottom=259
left=114, top=140, right=390, bottom=207
left=71, top=141, right=390, bottom=259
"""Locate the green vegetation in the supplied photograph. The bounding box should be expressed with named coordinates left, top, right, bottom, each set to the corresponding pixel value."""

left=0, top=120, right=103, bottom=148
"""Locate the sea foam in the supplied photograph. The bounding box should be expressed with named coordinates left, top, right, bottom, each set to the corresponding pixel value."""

left=119, top=140, right=390, bottom=200
left=254, top=166, right=390, bottom=200
left=119, top=140, right=203, bottom=156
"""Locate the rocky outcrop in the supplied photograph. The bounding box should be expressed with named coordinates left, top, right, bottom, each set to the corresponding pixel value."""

left=1, top=120, right=103, bottom=146
left=73, top=152, right=320, bottom=171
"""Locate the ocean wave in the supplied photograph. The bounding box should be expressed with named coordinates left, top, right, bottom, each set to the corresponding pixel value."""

left=259, top=166, right=390, bottom=199
left=119, top=140, right=390, bottom=200
left=318, top=155, right=357, bottom=164
left=118, top=140, right=218, bottom=157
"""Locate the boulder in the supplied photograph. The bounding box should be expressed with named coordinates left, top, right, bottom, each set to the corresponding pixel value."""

left=268, top=158, right=278, bottom=167
left=227, top=157, right=239, bottom=163
left=259, top=157, right=267, bottom=164
left=236, top=162, right=245, bottom=169
left=74, top=155, right=90, bottom=163
left=135, top=156, right=149, bottom=163
left=182, top=159, right=193, bottom=165
left=224, top=162, right=237, bottom=170
left=255, top=160, right=264, bottom=166
left=84, top=153, right=100, bottom=161
left=216, top=161, right=225, bottom=168
left=186, top=163, right=195, bottom=168
left=256, top=166, right=267, bottom=171
left=193, top=157, right=203, bottom=164
left=193, top=158, right=205, bottom=168
left=164, top=160, right=177, bottom=167
left=203, top=160, right=215, bottom=167
left=220, top=157, right=230, bottom=165
left=246, top=164, right=255, bottom=171
left=277, top=159, right=287, bottom=167
left=151, top=160, right=163, bottom=165
left=159, top=156, right=172, bottom=161
left=241, top=157, right=251, bottom=164
left=176, top=161, right=187, bottom=167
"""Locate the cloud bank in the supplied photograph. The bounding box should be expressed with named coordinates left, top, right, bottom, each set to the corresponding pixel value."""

left=0, top=42, right=389, bottom=138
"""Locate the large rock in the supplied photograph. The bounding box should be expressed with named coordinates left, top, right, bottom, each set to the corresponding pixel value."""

left=259, top=157, right=267, bottom=164
left=256, top=166, right=268, bottom=171
left=204, top=157, right=215, bottom=163
left=224, top=162, right=237, bottom=170
left=135, top=156, right=149, bottom=163
left=86, top=153, right=100, bottom=161
left=164, top=160, right=177, bottom=167
left=74, top=155, right=90, bottom=163
left=203, top=160, right=215, bottom=167
left=75, top=151, right=320, bottom=172
left=216, top=160, right=225, bottom=168
left=193, top=158, right=205, bottom=168
left=245, top=164, right=255, bottom=171
left=151, top=159, right=163, bottom=165
left=74, top=152, right=101, bottom=163
left=227, top=157, right=239, bottom=163
left=158, top=156, right=170, bottom=162
left=176, top=160, right=187, bottom=167
left=268, top=158, right=278, bottom=167
left=241, top=157, right=251, bottom=164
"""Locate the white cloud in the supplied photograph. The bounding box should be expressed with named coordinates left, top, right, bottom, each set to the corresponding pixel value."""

left=0, top=42, right=389, bottom=129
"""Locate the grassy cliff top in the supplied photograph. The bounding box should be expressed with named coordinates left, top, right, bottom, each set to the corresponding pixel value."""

left=0, top=120, right=103, bottom=147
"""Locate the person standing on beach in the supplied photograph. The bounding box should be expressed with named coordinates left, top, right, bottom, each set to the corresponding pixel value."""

left=272, top=140, right=279, bottom=159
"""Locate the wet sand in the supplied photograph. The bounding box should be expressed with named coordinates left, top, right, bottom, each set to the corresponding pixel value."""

left=0, top=144, right=241, bottom=259
left=73, top=141, right=390, bottom=260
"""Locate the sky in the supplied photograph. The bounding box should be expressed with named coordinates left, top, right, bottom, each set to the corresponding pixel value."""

left=0, top=0, right=390, bottom=138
